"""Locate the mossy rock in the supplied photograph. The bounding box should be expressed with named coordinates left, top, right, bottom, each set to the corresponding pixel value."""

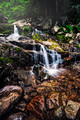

left=0, top=23, right=13, bottom=36
left=49, top=40, right=64, bottom=52
left=33, top=33, right=43, bottom=41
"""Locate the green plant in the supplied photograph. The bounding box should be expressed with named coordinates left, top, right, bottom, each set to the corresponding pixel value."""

left=33, top=33, right=42, bottom=41
left=66, top=25, right=73, bottom=33
left=57, top=34, right=72, bottom=43
left=24, top=26, right=31, bottom=33
left=15, top=47, right=20, bottom=53
left=76, top=45, right=80, bottom=49
left=57, top=35, right=64, bottom=43
left=76, top=26, right=80, bottom=32
left=0, top=57, right=13, bottom=64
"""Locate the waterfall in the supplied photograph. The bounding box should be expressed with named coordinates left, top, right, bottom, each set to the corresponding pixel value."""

left=31, top=42, right=63, bottom=77
left=32, top=41, right=38, bottom=64
left=7, top=25, right=20, bottom=40
left=14, top=25, right=19, bottom=34
left=40, top=45, right=63, bottom=76
left=40, top=44, right=49, bottom=69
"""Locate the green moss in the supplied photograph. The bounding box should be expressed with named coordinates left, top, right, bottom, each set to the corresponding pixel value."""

left=33, top=33, right=42, bottom=41
left=49, top=44, right=59, bottom=49
left=57, top=34, right=64, bottom=43
left=15, top=47, right=20, bottom=53
left=0, top=57, right=13, bottom=64
left=49, top=41, right=64, bottom=52
left=76, top=45, right=80, bottom=49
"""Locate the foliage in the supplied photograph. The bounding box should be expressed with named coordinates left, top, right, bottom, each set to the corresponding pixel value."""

left=0, top=57, right=13, bottom=64
left=76, top=26, right=80, bottom=32
left=24, top=26, right=31, bottom=33
left=33, top=33, right=42, bottom=41
left=65, top=25, right=73, bottom=33
left=14, top=47, right=20, bottom=53
left=0, top=24, right=13, bottom=35
left=76, top=45, right=80, bottom=49
left=0, top=0, right=40, bottom=23
left=57, top=34, right=71, bottom=43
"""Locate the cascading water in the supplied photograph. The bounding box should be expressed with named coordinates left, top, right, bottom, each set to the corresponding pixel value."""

left=14, top=25, right=19, bottom=34
left=7, top=25, right=20, bottom=40
left=32, top=41, right=38, bottom=64
left=7, top=26, right=63, bottom=77
left=40, top=44, right=50, bottom=69
left=32, top=42, right=63, bottom=77
left=40, top=45, right=63, bottom=76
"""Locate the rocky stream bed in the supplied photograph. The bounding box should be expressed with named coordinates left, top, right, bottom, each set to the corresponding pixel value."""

left=0, top=26, right=80, bottom=120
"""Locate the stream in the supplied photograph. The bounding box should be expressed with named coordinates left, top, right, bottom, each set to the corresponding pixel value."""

left=0, top=25, right=80, bottom=120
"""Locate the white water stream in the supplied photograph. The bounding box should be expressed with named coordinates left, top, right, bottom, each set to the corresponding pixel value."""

left=7, top=25, right=64, bottom=77
left=40, top=44, right=63, bottom=76
left=7, top=25, right=20, bottom=40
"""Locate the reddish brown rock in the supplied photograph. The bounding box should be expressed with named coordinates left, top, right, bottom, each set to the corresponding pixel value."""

left=0, top=85, right=22, bottom=118
left=27, top=92, right=60, bottom=119
left=27, top=95, right=45, bottom=119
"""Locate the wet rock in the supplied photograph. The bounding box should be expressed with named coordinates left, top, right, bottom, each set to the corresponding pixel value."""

left=23, top=86, right=35, bottom=102
left=27, top=95, right=45, bottom=119
left=15, top=100, right=27, bottom=112
left=13, top=68, right=36, bottom=86
left=62, top=93, right=68, bottom=107
left=55, top=106, right=63, bottom=118
left=33, top=65, right=49, bottom=81
left=42, top=18, right=52, bottom=30
left=30, top=92, right=38, bottom=98
left=27, top=92, right=60, bottom=119
left=51, top=26, right=60, bottom=34
left=24, top=113, right=37, bottom=120
left=41, top=81, right=52, bottom=87
left=65, top=100, right=80, bottom=120
left=47, top=92, right=59, bottom=110
left=13, top=19, right=31, bottom=29
left=13, top=68, right=27, bottom=84
left=0, top=85, right=22, bottom=118
left=63, top=55, right=73, bottom=64
left=23, top=86, right=35, bottom=95
left=23, top=95, right=30, bottom=102
left=8, top=112, right=24, bottom=120
left=37, top=87, right=45, bottom=93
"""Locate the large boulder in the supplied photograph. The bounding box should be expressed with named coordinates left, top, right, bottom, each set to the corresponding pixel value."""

left=0, top=85, right=22, bottom=118
left=13, top=19, right=31, bottom=29
left=65, top=100, right=80, bottom=120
